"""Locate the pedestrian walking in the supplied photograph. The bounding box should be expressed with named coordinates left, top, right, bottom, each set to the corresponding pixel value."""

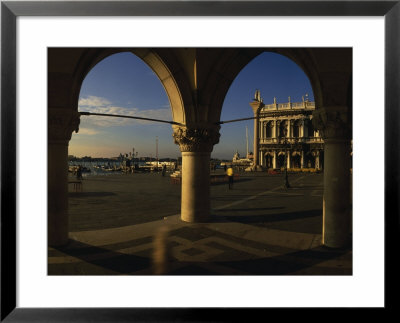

left=76, top=165, right=83, bottom=180
left=162, top=164, right=167, bottom=177
left=227, top=166, right=234, bottom=189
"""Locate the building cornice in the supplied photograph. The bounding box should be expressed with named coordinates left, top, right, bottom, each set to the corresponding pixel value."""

left=260, top=110, right=313, bottom=118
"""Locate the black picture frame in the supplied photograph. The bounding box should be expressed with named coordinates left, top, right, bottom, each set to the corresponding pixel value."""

left=1, top=0, right=398, bottom=321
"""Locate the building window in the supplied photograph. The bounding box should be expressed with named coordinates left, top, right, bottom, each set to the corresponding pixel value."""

left=279, top=121, right=288, bottom=137
left=293, top=120, right=300, bottom=138
left=308, top=120, right=315, bottom=137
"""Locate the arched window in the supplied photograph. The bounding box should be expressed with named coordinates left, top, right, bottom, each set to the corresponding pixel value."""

left=308, top=119, right=315, bottom=137
left=293, top=120, right=301, bottom=138
left=279, top=121, right=288, bottom=137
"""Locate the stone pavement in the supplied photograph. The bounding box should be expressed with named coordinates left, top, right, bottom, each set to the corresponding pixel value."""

left=48, top=172, right=352, bottom=275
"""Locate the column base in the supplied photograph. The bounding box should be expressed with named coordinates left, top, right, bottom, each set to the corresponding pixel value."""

left=322, top=236, right=352, bottom=249
left=181, top=214, right=211, bottom=223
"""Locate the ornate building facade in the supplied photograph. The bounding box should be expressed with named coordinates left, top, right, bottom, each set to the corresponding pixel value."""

left=250, top=91, right=324, bottom=171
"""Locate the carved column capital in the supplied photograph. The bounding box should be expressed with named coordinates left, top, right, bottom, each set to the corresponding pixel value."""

left=249, top=101, right=264, bottom=116
left=172, top=125, right=220, bottom=153
left=312, top=106, right=351, bottom=140
left=48, top=108, right=80, bottom=144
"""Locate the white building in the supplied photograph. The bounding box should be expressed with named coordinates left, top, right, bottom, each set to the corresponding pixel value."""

left=250, top=91, right=324, bottom=170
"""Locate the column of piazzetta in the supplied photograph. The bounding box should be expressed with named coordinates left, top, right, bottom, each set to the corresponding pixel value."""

left=173, top=125, right=220, bottom=222
left=312, top=106, right=352, bottom=248
left=48, top=108, right=80, bottom=246
left=249, top=94, right=264, bottom=171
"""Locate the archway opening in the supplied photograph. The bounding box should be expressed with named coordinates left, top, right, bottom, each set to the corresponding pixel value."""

left=67, top=52, right=181, bottom=233
left=211, top=51, right=323, bottom=241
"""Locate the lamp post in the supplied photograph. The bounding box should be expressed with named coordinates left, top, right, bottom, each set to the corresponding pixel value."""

left=282, top=128, right=290, bottom=189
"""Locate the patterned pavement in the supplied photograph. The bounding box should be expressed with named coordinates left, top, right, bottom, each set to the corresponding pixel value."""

left=49, top=172, right=352, bottom=275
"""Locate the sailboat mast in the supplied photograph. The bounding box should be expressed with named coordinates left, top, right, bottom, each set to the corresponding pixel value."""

left=156, top=136, right=159, bottom=164
left=246, top=126, right=249, bottom=157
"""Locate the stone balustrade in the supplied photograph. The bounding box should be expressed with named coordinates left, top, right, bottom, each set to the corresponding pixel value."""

left=263, top=100, right=315, bottom=110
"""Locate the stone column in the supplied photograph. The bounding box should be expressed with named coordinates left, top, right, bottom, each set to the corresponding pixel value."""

left=273, top=151, right=277, bottom=169
left=313, top=106, right=352, bottom=248
left=300, top=119, right=304, bottom=138
left=48, top=108, right=80, bottom=246
left=275, top=120, right=280, bottom=140
left=173, top=125, right=220, bottom=223
left=301, top=150, right=305, bottom=168
left=262, top=122, right=265, bottom=141
left=254, top=117, right=259, bottom=166
left=249, top=100, right=264, bottom=169
left=289, top=119, right=294, bottom=138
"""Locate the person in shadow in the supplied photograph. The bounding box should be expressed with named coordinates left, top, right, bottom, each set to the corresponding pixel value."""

left=227, top=165, right=234, bottom=189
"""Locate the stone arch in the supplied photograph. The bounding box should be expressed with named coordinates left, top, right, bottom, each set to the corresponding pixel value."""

left=291, top=150, right=301, bottom=168
left=277, top=152, right=286, bottom=168
left=305, top=151, right=316, bottom=168
left=266, top=121, right=274, bottom=138
left=307, top=118, right=315, bottom=137
left=279, top=120, right=288, bottom=137
left=293, top=120, right=301, bottom=138
left=202, top=48, right=323, bottom=123
left=264, top=151, right=274, bottom=168
left=70, top=49, right=193, bottom=126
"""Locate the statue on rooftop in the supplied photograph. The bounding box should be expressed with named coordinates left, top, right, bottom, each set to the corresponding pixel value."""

left=254, top=89, right=261, bottom=102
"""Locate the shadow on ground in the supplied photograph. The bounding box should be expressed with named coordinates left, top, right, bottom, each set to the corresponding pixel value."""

left=48, top=234, right=350, bottom=276
left=210, top=178, right=253, bottom=186
left=69, top=192, right=117, bottom=198
left=214, top=209, right=321, bottom=224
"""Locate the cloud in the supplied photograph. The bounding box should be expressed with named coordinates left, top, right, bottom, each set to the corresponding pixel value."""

left=79, top=97, right=172, bottom=128
left=78, top=96, right=111, bottom=107
left=77, top=128, right=100, bottom=135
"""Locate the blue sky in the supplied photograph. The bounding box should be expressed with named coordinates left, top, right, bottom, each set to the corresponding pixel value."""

left=70, top=51, right=314, bottom=160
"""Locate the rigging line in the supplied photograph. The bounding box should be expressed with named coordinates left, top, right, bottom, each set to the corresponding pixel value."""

left=80, top=111, right=255, bottom=127
left=79, top=111, right=185, bottom=126
left=216, top=116, right=257, bottom=125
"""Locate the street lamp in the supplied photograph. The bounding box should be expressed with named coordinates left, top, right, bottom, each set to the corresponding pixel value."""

left=282, top=128, right=290, bottom=189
